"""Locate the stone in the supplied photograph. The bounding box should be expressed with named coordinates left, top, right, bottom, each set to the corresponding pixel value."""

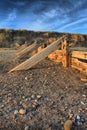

left=31, top=94, right=35, bottom=99
left=34, top=99, right=37, bottom=103
left=19, top=109, right=26, bottom=115
left=22, top=103, right=27, bottom=109
left=64, top=120, right=73, bottom=130
left=81, top=101, right=85, bottom=105
left=37, top=95, right=41, bottom=99
left=24, top=125, right=29, bottom=130
left=14, top=110, right=18, bottom=115
left=25, top=76, right=28, bottom=80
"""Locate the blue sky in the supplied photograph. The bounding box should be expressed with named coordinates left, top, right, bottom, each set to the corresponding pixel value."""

left=0, top=0, right=87, bottom=34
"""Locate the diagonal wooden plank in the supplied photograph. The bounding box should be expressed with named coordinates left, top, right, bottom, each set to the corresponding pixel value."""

left=16, top=42, right=38, bottom=58
left=9, top=35, right=66, bottom=73
left=17, top=43, right=27, bottom=53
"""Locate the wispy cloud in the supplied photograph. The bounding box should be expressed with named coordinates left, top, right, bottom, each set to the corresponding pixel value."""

left=58, top=17, right=87, bottom=31
left=0, top=9, right=17, bottom=27
left=6, top=9, right=17, bottom=22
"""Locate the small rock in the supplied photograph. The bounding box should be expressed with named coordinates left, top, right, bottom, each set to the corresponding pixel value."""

left=22, top=103, right=27, bottom=109
left=22, top=96, right=25, bottom=99
left=64, top=120, right=73, bottom=130
left=29, top=77, right=33, bottom=81
left=82, top=94, right=86, bottom=98
left=25, top=76, right=28, bottom=80
left=14, top=110, right=18, bottom=115
left=24, top=125, right=29, bottom=130
left=28, top=97, right=31, bottom=101
left=81, top=101, right=85, bottom=105
left=19, top=109, right=26, bottom=115
left=31, top=94, right=35, bottom=99
left=69, top=113, right=74, bottom=119
left=34, top=99, right=38, bottom=103
left=37, top=95, right=41, bottom=99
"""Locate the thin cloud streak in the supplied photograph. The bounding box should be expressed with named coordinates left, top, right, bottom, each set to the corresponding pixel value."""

left=59, top=17, right=87, bottom=31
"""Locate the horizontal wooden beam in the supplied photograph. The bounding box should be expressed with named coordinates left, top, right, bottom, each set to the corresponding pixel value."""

left=72, top=51, right=87, bottom=60
left=8, top=35, right=66, bottom=73
left=70, top=47, right=87, bottom=52
left=71, top=58, right=87, bottom=73
left=71, top=58, right=87, bottom=68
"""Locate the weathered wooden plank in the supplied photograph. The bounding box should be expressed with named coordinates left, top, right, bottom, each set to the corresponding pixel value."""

left=71, top=58, right=87, bottom=68
left=16, top=42, right=37, bottom=58
left=48, top=50, right=63, bottom=62
left=70, top=47, right=87, bottom=52
left=71, top=58, right=87, bottom=73
left=9, top=35, right=66, bottom=73
left=72, top=64, right=87, bottom=73
left=17, top=43, right=27, bottom=53
left=72, top=51, right=87, bottom=60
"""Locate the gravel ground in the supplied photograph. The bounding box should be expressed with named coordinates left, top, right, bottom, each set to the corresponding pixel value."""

left=0, top=49, right=87, bottom=130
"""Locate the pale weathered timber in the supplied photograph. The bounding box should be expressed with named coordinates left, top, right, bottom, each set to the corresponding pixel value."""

left=72, top=51, right=87, bottom=60
left=17, top=43, right=27, bottom=53
left=16, top=42, right=38, bottom=58
left=9, top=35, right=66, bottom=73
left=70, top=47, right=87, bottom=52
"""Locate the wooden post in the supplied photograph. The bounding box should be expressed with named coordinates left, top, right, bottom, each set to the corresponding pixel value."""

left=61, top=39, right=70, bottom=68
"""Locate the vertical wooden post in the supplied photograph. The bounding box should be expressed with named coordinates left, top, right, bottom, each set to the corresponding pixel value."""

left=61, top=39, right=70, bottom=68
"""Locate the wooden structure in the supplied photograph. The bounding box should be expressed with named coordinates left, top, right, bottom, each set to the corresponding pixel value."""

left=8, top=35, right=87, bottom=74
left=9, top=35, right=66, bottom=73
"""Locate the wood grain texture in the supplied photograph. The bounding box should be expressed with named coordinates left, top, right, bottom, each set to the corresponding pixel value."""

left=9, top=35, right=66, bottom=72
left=72, top=51, right=87, bottom=60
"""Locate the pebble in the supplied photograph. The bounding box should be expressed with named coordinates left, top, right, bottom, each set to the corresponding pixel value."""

left=37, top=95, right=41, bottom=99
left=64, top=120, right=72, bottom=130
left=24, top=125, right=29, bottom=130
left=19, top=109, right=26, bottom=115
left=31, top=94, right=35, bottom=99
left=81, top=101, right=85, bottom=105
left=34, top=99, right=37, bottom=103
left=82, top=94, right=86, bottom=97
left=69, top=113, right=74, bottom=119
left=14, top=110, right=18, bottom=115
left=25, top=76, right=28, bottom=80
left=22, top=103, right=27, bottom=109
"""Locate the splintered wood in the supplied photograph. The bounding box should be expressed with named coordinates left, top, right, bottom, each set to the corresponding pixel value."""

left=72, top=51, right=87, bottom=60
left=71, top=58, right=87, bottom=73
left=8, top=35, right=66, bottom=73
left=48, top=50, right=63, bottom=62
left=71, top=51, right=87, bottom=74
